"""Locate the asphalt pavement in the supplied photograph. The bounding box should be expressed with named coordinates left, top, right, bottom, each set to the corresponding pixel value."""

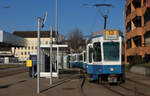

left=0, top=69, right=150, bottom=96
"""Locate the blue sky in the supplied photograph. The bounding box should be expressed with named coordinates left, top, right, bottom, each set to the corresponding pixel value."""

left=0, top=0, right=126, bottom=36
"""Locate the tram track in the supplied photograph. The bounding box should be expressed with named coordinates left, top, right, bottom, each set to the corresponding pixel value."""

left=126, top=77, right=150, bottom=88
left=102, top=85, right=126, bottom=96
left=101, top=84, right=147, bottom=96
left=80, top=69, right=150, bottom=96
left=100, top=80, right=150, bottom=96
left=119, top=85, right=148, bottom=96
left=0, top=67, right=27, bottom=78
left=120, top=78, right=150, bottom=96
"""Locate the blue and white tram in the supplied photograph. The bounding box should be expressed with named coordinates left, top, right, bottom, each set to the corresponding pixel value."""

left=86, top=43, right=93, bottom=70
left=69, top=53, right=83, bottom=68
left=82, top=50, right=87, bottom=69
left=68, top=54, right=75, bottom=68
left=87, top=31, right=125, bottom=83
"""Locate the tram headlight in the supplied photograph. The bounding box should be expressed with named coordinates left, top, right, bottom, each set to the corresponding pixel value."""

left=110, top=68, right=114, bottom=72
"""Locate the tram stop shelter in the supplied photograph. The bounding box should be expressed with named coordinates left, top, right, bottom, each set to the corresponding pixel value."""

left=40, top=44, right=68, bottom=78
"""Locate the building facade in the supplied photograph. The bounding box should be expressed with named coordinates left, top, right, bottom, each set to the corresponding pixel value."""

left=12, top=31, right=56, bottom=61
left=125, top=0, right=150, bottom=64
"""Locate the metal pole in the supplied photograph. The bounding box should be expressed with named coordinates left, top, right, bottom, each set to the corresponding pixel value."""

left=32, top=58, right=34, bottom=78
left=56, top=0, right=58, bottom=40
left=37, top=17, right=41, bottom=94
left=50, top=26, right=53, bottom=85
left=104, top=16, right=107, bottom=30
left=57, top=46, right=59, bottom=78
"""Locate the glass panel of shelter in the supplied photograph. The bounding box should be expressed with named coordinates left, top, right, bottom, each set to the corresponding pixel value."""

left=40, top=48, right=57, bottom=73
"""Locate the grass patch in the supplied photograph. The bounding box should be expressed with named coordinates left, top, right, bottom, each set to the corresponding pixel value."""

left=125, top=64, right=132, bottom=71
left=137, top=63, right=150, bottom=68
left=126, top=63, right=150, bottom=70
left=0, top=65, right=22, bottom=70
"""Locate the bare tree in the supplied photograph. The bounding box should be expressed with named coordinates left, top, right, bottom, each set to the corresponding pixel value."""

left=68, top=29, right=86, bottom=53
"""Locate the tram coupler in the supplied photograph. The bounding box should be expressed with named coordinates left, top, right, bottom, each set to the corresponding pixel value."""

left=108, top=76, right=117, bottom=83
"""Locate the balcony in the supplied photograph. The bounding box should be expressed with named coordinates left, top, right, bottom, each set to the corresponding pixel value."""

left=126, top=46, right=143, bottom=56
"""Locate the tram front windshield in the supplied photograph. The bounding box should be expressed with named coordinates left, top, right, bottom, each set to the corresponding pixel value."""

left=103, top=42, right=120, bottom=61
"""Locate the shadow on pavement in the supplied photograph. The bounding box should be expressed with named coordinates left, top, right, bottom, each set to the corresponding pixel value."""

left=0, top=80, right=27, bottom=89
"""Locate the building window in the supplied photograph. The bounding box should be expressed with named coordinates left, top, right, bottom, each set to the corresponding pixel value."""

left=144, top=8, right=150, bottom=26
left=126, top=21, right=131, bottom=32
left=28, top=46, right=30, bottom=50
left=132, top=16, right=141, bottom=28
left=21, top=52, right=23, bottom=55
left=127, top=39, right=132, bottom=49
left=144, top=0, right=146, bottom=6
left=126, top=4, right=131, bottom=16
left=133, top=36, right=142, bottom=47
left=132, top=0, right=141, bottom=9
left=45, top=41, right=48, bottom=45
left=25, top=52, right=27, bottom=55
left=144, top=31, right=150, bottom=46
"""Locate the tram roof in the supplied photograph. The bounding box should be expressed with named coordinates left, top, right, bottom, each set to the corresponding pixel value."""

left=91, top=35, right=103, bottom=39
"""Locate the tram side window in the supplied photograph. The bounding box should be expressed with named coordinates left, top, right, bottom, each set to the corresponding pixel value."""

left=79, top=55, right=83, bottom=61
left=74, top=56, right=76, bottom=62
left=93, top=42, right=101, bottom=62
left=89, top=46, right=92, bottom=63
left=84, top=52, right=86, bottom=62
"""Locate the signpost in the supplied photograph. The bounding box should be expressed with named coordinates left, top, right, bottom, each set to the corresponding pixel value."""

left=26, top=60, right=32, bottom=67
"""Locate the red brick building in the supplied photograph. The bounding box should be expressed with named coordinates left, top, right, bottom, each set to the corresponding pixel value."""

left=125, top=0, right=150, bottom=64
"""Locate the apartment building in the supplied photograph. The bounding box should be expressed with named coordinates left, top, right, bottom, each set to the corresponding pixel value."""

left=125, top=0, right=150, bottom=64
left=12, top=31, right=56, bottom=61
